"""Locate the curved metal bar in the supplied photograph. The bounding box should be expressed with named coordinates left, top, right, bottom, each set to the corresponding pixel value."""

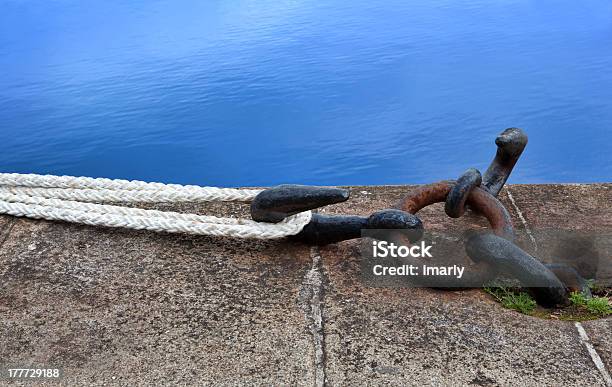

left=291, top=209, right=423, bottom=245
left=398, top=181, right=514, bottom=241
left=445, top=168, right=482, bottom=218
left=482, top=128, right=528, bottom=197
left=465, top=233, right=569, bottom=307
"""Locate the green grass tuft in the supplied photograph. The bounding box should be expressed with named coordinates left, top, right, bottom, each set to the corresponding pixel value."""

left=485, top=287, right=611, bottom=320
left=569, top=291, right=587, bottom=307
left=585, top=297, right=612, bottom=315
left=484, top=286, right=536, bottom=315
left=569, top=291, right=611, bottom=317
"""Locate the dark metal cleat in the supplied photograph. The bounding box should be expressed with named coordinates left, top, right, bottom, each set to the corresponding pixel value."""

left=291, top=209, right=423, bottom=245
left=251, top=184, right=350, bottom=223
left=251, top=185, right=422, bottom=245
left=482, top=128, right=528, bottom=197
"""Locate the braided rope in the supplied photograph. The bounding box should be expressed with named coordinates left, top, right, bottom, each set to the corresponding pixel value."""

left=0, top=173, right=262, bottom=201
left=0, top=173, right=311, bottom=239
left=0, top=187, right=261, bottom=203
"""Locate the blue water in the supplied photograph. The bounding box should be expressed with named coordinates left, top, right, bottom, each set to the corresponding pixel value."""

left=1, top=1, right=612, bottom=187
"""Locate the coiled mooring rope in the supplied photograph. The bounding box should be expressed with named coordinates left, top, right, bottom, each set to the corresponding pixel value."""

left=0, top=173, right=312, bottom=239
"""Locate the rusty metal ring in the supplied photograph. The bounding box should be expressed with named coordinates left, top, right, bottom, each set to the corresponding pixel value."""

left=398, top=181, right=514, bottom=241
left=394, top=180, right=514, bottom=288
left=445, top=168, right=482, bottom=219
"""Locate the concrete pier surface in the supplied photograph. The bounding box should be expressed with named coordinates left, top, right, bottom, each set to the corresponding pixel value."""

left=0, top=184, right=610, bottom=386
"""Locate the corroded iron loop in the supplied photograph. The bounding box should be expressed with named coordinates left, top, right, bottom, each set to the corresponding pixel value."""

left=466, top=233, right=570, bottom=307
left=482, top=128, right=528, bottom=197
left=445, top=168, right=482, bottom=218
left=398, top=181, right=514, bottom=241
left=395, top=181, right=512, bottom=290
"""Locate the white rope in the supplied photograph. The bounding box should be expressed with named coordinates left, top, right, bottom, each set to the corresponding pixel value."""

left=0, top=186, right=259, bottom=203
left=0, top=173, right=311, bottom=239
left=0, top=173, right=262, bottom=201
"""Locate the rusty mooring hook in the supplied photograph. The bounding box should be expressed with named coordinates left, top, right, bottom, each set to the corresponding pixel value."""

left=397, top=128, right=575, bottom=307
left=250, top=184, right=423, bottom=245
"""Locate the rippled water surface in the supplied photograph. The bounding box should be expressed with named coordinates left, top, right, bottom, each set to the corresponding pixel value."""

left=1, top=1, right=611, bottom=186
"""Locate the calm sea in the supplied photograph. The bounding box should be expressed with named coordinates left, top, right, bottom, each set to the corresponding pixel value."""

left=1, top=0, right=611, bottom=186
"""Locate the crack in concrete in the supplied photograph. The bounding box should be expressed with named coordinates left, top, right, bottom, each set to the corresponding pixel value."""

left=0, top=217, right=16, bottom=252
left=505, top=186, right=537, bottom=252
left=505, top=187, right=611, bottom=385
left=575, top=322, right=612, bottom=387
left=299, top=246, right=327, bottom=387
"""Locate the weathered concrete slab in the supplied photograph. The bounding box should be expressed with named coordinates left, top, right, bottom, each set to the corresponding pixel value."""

left=0, top=184, right=610, bottom=386
left=0, top=202, right=316, bottom=385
